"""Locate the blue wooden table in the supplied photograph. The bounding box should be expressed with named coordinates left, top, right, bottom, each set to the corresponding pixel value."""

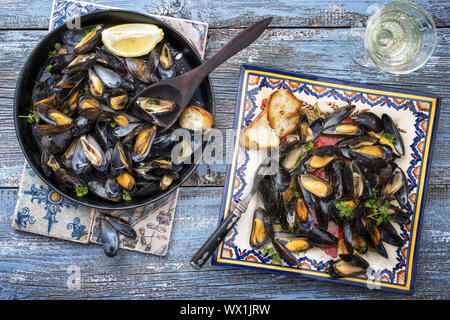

left=0, top=0, right=448, bottom=299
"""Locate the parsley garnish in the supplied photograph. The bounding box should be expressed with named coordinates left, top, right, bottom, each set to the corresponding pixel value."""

left=335, top=201, right=355, bottom=219
left=364, top=188, right=391, bottom=226
left=84, top=83, right=90, bottom=94
left=109, top=121, right=117, bottom=128
left=75, top=186, right=88, bottom=197
left=305, top=142, right=314, bottom=151
left=271, top=252, right=282, bottom=265
left=262, top=246, right=274, bottom=256
left=382, top=132, right=396, bottom=144
left=48, top=42, right=62, bottom=58
left=122, top=190, right=132, bottom=201
left=18, top=110, right=40, bottom=124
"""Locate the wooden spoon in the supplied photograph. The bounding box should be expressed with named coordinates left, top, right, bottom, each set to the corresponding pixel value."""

left=130, top=17, right=273, bottom=130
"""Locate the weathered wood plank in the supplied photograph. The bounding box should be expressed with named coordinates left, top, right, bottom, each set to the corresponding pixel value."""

left=0, top=0, right=448, bottom=29
left=0, top=186, right=448, bottom=299
left=0, top=28, right=448, bottom=187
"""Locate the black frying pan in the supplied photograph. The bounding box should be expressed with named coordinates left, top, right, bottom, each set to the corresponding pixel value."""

left=14, top=10, right=215, bottom=210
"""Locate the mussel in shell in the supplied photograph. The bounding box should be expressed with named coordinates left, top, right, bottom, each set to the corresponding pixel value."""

left=328, top=254, right=369, bottom=278
left=132, top=125, right=157, bottom=162
left=36, top=104, right=73, bottom=126
left=74, top=24, right=103, bottom=54
left=249, top=207, right=269, bottom=249
left=352, top=112, right=383, bottom=133
left=299, top=174, right=333, bottom=198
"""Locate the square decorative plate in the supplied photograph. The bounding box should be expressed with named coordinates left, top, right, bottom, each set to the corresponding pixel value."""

left=211, top=64, right=441, bottom=294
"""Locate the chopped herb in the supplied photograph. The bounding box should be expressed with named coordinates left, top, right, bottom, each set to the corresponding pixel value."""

left=262, top=246, right=274, bottom=256
left=382, top=132, right=396, bottom=144
left=48, top=42, right=62, bottom=58
left=84, top=83, right=90, bottom=94
left=271, top=252, right=282, bottom=265
left=47, top=64, right=54, bottom=73
left=18, top=110, right=40, bottom=124
left=122, top=190, right=132, bottom=201
left=110, top=121, right=117, bottom=128
left=274, top=184, right=279, bottom=191
left=305, top=142, right=314, bottom=151
left=75, top=186, right=88, bottom=197
left=147, top=99, right=156, bottom=106
left=335, top=201, right=355, bottom=219
left=365, top=196, right=390, bottom=226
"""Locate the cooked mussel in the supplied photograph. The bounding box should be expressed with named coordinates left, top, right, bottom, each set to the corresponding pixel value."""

left=353, top=112, right=383, bottom=133
left=73, top=24, right=103, bottom=54
left=321, top=123, right=363, bottom=136
left=382, top=114, right=405, bottom=156
left=132, top=125, right=157, bottom=162
left=323, top=105, right=355, bottom=129
left=328, top=254, right=369, bottom=278
left=136, top=97, right=176, bottom=116
left=125, top=58, right=158, bottom=84
left=79, top=134, right=107, bottom=172
left=299, top=174, right=333, bottom=198
left=36, top=103, right=73, bottom=126
left=250, top=207, right=269, bottom=248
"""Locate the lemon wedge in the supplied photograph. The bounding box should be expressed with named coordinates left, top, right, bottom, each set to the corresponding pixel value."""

left=101, top=24, right=164, bottom=57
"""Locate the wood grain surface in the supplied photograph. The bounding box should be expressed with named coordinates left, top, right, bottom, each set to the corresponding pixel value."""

left=0, top=0, right=448, bottom=299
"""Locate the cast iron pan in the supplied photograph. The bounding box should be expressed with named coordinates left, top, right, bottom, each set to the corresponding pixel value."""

left=14, top=10, right=215, bottom=210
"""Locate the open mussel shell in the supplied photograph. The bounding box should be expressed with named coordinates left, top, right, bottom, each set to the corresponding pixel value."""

left=382, top=165, right=408, bottom=200
left=382, top=114, right=405, bottom=157
left=249, top=207, right=270, bottom=249
left=328, top=254, right=369, bottom=278
left=117, top=171, right=135, bottom=190
left=160, top=172, right=180, bottom=191
left=105, top=177, right=121, bottom=198
left=321, top=123, right=363, bottom=137
left=336, top=135, right=378, bottom=149
left=62, top=54, right=96, bottom=74
left=79, top=134, right=108, bottom=172
left=100, top=217, right=119, bottom=257
left=88, top=68, right=104, bottom=98
left=132, top=125, right=157, bottom=162
left=73, top=24, right=103, bottom=54
left=41, top=129, right=74, bottom=154
left=305, top=145, right=342, bottom=172
left=106, top=90, right=129, bottom=111
left=36, top=103, right=73, bottom=126
left=136, top=97, right=176, bottom=120
left=150, top=43, right=175, bottom=80
left=348, top=145, right=393, bottom=167
left=353, top=112, right=383, bottom=133
left=77, top=95, right=102, bottom=120
left=274, top=233, right=310, bottom=253
left=125, top=58, right=158, bottom=84
left=366, top=220, right=388, bottom=258
left=323, top=105, right=355, bottom=129
left=280, top=141, right=308, bottom=173
left=299, top=174, right=333, bottom=198
left=345, top=160, right=372, bottom=200
left=110, top=141, right=132, bottom=177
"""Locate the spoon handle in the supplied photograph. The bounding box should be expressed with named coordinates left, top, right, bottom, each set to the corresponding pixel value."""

left=179, top=17, right=273, bottom=106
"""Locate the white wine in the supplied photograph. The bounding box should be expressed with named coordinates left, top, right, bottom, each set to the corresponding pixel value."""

left=364, top=1, right=436, bottom=74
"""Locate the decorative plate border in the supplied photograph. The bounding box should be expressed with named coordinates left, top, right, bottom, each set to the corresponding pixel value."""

left=211, top=64, right=441, bottom=294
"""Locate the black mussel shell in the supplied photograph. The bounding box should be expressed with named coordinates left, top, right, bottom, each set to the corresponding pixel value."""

left=100, top=217, right=119, bottom=257
left=329, top=254, right=369, bottom=278
left=382, top=114, right=405, bottom=157
left=249, top=207, right=270, bottom=249
left=353, top=112, right=383, bottom=133
left=103, top=215, right=137, bottom=239
left=321, top=123, right=363, bottom=137
left=379, top=221, right=404, bottom=247
left=323, top=105, right=355, bottom=129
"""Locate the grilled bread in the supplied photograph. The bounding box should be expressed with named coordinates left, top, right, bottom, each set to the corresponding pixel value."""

left=239, top=109, right=280, bottom=150
left=179, top=105, right=214, bottom=133
left=266, top=89, right=303, bottom=138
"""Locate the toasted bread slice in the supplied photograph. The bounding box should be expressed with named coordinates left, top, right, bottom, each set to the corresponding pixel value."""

left=179, top=105, right=214, bottom=133
left=239, top=109, right=280, bottom=150
left=266, top=89, right=302, bottom=138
